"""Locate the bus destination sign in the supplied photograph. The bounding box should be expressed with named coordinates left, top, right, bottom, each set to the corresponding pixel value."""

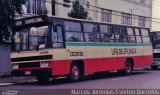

left=13, top=15, right=48, bottom=29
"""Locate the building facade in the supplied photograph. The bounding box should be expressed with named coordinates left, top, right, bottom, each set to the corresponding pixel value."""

left=96, top=0, right=152, bottom=28
left=152, top=0, right=160, bottom=31
left=21, top=0, right=152, bottom=29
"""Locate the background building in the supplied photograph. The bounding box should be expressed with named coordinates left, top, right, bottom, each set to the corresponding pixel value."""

left=21, top=0, right=152, bottom=29
left=0, top=44, right=11, bottom=76
left=152, top=0, right=160, bottom=31
left=96, top=0, right=152, bottom=28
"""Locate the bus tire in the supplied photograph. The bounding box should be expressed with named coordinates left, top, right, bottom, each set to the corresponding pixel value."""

left=118, top=60, right=133, bottom=75
left=36, top=75, right=50, bottom=84
left=151, top=66, right=158, bottom=70
left=69, top=63, right=82, bottom=82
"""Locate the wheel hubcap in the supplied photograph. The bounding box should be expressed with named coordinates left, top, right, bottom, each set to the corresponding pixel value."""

left=72, top=66, right=79, bottom=79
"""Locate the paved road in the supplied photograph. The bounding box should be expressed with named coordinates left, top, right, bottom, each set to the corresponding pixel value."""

left=1, top=70, right=160, bottom=95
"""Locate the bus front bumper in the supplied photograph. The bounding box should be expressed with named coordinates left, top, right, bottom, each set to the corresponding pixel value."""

left=11, top=69, right=52, bottom=77
left=151, top=64, right=160, bottom=66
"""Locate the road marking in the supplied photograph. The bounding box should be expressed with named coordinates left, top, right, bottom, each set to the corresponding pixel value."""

left=56, top=77, right=66, bottom=79
left=0, top=83, right=16, bottom=86
left=0, top=79, right=37, bottom=86
left=25, top=79, right=38, bottom=83
left=111, top=77, right=129, bottom=81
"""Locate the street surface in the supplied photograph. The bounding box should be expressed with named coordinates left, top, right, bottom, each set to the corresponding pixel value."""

left=1, top=70, right=160, bottom=95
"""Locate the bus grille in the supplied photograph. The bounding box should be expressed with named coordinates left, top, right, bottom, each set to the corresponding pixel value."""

left=18, top=62, right=40, bottom=68
left=153, top=53, right=160, bottom=58
left=11, top=55, right=52, bottom=62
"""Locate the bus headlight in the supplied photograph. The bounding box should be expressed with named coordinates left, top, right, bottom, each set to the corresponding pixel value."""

left=155, top=61, right=160, bottom=64
left=13, top=64, right=19, bottom=69
left=40, top=62, right=49, bottom=67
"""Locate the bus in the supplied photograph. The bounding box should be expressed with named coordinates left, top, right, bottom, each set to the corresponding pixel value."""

left=11, top=15, right=153, bottom=83
left=150, top=31, right=160, bottom=70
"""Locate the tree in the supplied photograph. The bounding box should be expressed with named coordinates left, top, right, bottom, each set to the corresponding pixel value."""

left=68, top=0, right=88, bottom=19
left=38, top=7, right=48, bottom=15
left=0, top=0, right=25, bottom=43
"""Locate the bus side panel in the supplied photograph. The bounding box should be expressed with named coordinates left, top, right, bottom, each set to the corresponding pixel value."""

left=52, top=60, right=72, bottom=76
left=51, top=56, right=152, bottom=76
left=117, top=57, right=127, bottom=69
left=52, top=57, right=126, bottom=76
left=83, top=56, right=152, bottom=74
left=133, top=56, right=142, bottom=67
left=134, top=45, right=153, bottom=67
left=134, top=55, right=152, bottom=67
left=142, top=56, right=153, bottom=65
left=83, top=57, right=125, bottom=74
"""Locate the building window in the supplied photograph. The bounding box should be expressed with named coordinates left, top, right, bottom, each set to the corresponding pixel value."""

left=139, top=16, right=146, bottom=27
left=121, top=13, right=132, bottom=25
left=52, top=0, right=55, bottom=15
left=63, top=0, right=70, bottom=3
left=101, top=9, right=112, bottom=23
left=27, top=0, right=46, bottom=15
left=78, top=0, right=90, bottom=8
left=140, top=0, right=146, bottom=4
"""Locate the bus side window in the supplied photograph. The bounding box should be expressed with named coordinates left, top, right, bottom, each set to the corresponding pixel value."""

left=114, top=26, right=127, bottom=43
left=100, top=24, right=114, bottom=42
left=120, top=27, right=128, bottom=43
left=141, top=29, right=150, bottom=43
left=127, top=27, right=136, bottom=43
left=135, top=28, right=142, bottom=43
left=52, top=25, right=64, bottom=48
left=83, top=23, right=100, bottom=42
left=64, top=21, right=84, bottom=42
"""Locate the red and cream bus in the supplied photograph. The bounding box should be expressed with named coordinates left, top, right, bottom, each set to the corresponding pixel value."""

left=150, top=31, right=160, bottom=70
left=11, top=15, right=153, bottom=83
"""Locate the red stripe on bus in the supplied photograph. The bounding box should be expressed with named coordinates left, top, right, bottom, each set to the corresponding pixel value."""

left=52, top=55, right=152, bottom=76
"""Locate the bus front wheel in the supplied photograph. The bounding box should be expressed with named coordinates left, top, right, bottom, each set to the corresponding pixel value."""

left=69, top=63, right=82, bottom=82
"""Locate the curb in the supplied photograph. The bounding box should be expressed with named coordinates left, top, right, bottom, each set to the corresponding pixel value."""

left=0, top=77, right=36, bottom=86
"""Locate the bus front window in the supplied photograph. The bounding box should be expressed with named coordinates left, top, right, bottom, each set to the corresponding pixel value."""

left=29, top=26, right=48, bottom=50
left=151, top=32, right=160, bottom=49
left=13, top=26, right=48, bottom=52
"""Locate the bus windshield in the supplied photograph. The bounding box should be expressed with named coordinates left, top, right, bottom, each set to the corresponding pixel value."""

left=151, top=32, right=160, bottom=49
left=12, top=26, right=48, bottom=52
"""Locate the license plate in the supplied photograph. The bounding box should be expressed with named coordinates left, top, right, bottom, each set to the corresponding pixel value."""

left=25, top=71, right=31, bottom=75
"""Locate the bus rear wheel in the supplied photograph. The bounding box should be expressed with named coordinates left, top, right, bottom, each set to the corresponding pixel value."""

left=118, top=60, right=133, bottom=75
left=69, top=64, right=82, bottom=82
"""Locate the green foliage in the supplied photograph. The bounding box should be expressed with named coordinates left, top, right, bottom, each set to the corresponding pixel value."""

left=68, top=0, right=88, bottom=19
left=0, top=0, right=25, bottom=43
left=38, top=7, right=48, bottom=15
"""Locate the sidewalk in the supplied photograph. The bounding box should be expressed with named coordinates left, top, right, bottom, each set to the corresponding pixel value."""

left=0, top=76, right=36, bottom=84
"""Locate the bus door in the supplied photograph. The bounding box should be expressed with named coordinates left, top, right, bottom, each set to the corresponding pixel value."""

left=52, top=24, right=65, bottom=48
